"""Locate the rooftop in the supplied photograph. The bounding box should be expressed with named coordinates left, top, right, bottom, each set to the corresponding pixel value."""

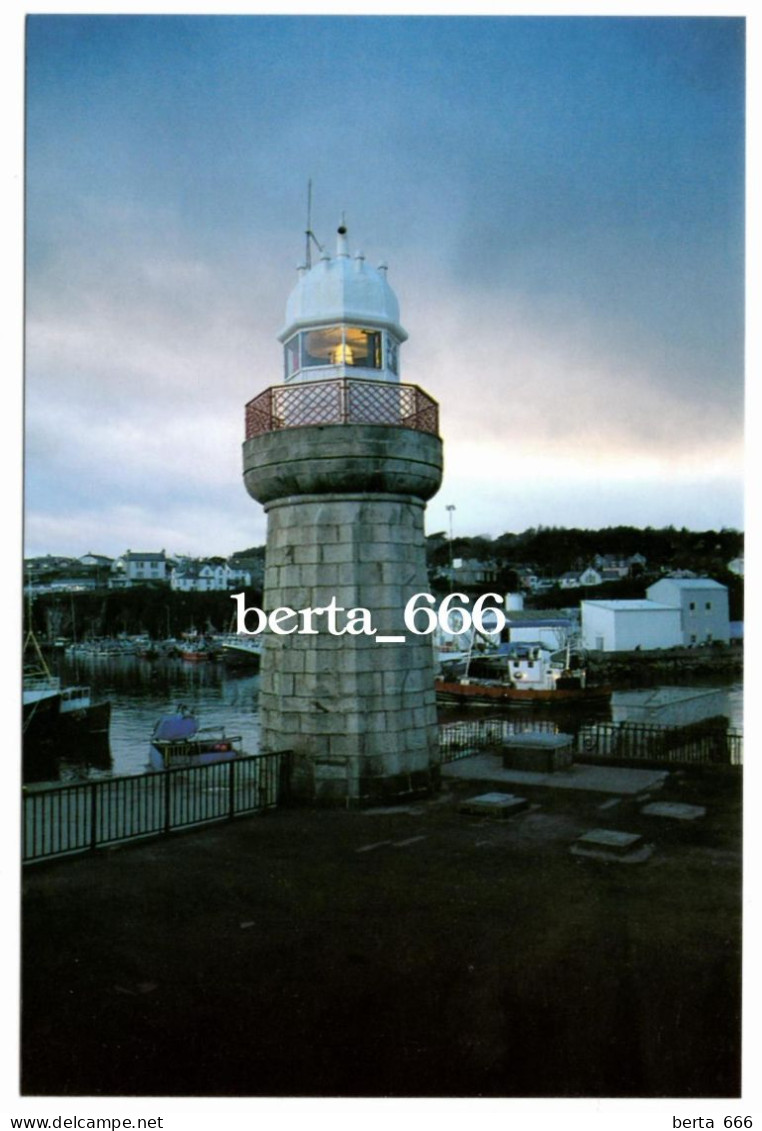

left=582, top=599, right=676, bottom=611
left=652, top=577, right=727, bottom=590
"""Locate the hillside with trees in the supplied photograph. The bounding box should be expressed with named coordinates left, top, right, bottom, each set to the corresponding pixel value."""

left=426, top=525, right=744, bottom=619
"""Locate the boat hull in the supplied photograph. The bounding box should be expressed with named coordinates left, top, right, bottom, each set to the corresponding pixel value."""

left=24, top=695, right=111, bottom=747
left=435, top=678, right=612, bottom=708
left=149, top=739, right=242, bottom=771
left=59, top=699, right=112, bottom=739
left=221, top=644, right=262, bottom=668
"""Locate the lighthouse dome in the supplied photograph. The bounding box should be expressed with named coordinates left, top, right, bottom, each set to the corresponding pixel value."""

left=279, top=225, right=407, bottom=383
left=279, top=225, right=407, bottom=341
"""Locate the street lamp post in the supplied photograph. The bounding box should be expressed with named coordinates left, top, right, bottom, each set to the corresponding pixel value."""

left=446, top=504, right=456, bottom=591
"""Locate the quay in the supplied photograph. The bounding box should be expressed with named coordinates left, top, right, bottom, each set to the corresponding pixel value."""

left=22, top=758, right=740, bottom=1098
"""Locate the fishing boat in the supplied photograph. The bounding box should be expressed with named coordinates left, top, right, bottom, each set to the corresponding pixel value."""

left=217, top=633, right=263, bottom=667
left=179, top=629, right=219, bottom=662
left=148, top=706, right=244, bottom=771
left=435, top=640, right=611, bottom=708
left=23, top=631, right=111, bottom=750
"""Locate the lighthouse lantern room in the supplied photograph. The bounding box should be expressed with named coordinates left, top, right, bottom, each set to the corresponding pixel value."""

left=279, top=223, right=406, bottom=384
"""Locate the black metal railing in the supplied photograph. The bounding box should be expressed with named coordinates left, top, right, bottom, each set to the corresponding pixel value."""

left=245, top=378, right=439, bottom=438
left=22, top=751, right=291, bottom=864
left=439, top=718, right=560, bottom=763
left=575, top=720, right=743, bottom=767
left=439, top=717, right=743, bottom=768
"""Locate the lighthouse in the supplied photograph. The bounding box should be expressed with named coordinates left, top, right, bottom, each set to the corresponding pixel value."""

left=243, top=220, right=443, bottom=806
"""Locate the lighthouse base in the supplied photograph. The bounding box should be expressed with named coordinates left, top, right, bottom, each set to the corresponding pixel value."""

left=288, top=751, right=441, bottom=809
left=255, top=490, right=442, bottom=808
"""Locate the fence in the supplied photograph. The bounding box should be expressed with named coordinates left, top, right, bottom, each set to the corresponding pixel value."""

left=439, top=718, right=559, bottom=763
left=439, top=717, right=743, bottom=769
left=245, top=378, right=439, bottom=438
left=22, top=752, right=290, bottom=864
left=576, top=720, right=743, bottom=768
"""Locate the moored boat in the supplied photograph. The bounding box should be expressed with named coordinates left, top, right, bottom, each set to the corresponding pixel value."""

left=24, top=676, right=112, bottom=743
left=179, top=629, right=219, bottom=662
left=24, top=626, right=111, bottom=751
left=218, top=633, right=263, bottom=667
left=148, top=706, right=244, bottom=771
left=435, top=641, right=611, bottom=708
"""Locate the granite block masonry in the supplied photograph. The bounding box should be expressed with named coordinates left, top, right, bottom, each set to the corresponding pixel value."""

left=243, top=221, right=443, bottom=806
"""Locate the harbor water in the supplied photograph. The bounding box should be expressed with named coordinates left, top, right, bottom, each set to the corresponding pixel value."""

left=27, top=653, right=262, bottom=784
left=25, top=651, right=742, bottom=786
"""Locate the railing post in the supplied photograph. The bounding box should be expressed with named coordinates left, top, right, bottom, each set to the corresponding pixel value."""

left=164, top=769, right=172, bottom=834
left=90, top=782, right=98, bottom=852
left=228, top=757, right=237, bottom=820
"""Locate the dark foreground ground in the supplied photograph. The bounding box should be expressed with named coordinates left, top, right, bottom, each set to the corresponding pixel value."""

left=22, top=763, right=741, bottom=1098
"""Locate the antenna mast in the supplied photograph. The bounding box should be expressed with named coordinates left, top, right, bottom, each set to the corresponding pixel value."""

left=304, top=179, right=323, bottom=269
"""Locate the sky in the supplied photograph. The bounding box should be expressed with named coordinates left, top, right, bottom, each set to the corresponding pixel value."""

left=22, top=13, right=746, bottom=559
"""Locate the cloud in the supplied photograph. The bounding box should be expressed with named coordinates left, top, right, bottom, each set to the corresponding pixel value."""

left=23, top=17, right=744, bottom=555
left=402, top=274, right=742, bottom=465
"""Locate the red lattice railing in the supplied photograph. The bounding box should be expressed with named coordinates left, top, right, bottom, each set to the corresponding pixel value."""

left=245, top=378, right=439, bottom=439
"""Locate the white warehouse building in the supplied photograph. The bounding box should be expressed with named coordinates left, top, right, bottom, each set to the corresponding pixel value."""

left=581, top=599, right=682, bottom=653
left=646, top=578, right=730, bottom=646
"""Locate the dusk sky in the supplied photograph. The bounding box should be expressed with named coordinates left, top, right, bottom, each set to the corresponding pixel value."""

left=23, top=14, right=746, bottom=559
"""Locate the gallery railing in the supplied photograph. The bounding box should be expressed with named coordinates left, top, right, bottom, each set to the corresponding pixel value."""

left=245, top=378, right=439, bottom=438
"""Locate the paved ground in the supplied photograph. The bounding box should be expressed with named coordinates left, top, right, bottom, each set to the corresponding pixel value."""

left=442, top=754, right=670, bottom=794
left=21, top=763, right=742, bottom=1099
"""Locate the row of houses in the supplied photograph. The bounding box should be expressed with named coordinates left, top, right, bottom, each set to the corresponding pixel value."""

left=25, top=551, right=265, bottom=593
left=25, top=554, right=739, bottom=651
left=446, top=554, right=743, bottom=591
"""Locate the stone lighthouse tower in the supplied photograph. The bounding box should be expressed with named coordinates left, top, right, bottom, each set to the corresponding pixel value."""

left=243, top=221, right=443, bottom=806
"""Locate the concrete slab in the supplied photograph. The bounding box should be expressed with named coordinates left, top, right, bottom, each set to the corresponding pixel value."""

left=570, top=842, right=654, bottom=864
left=459, top=792, right=530, bottom=818
left=577, top=829, right=643, bottom=853
left=570, top=828, right=653, bottom=864
left=641, top=802, right=707, bottom=821
left=442, top=754, right=668, bottom=796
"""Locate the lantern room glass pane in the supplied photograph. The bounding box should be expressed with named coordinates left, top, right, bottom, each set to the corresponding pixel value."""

left=302, top=327, right=343, bottom=367
left=385, top=334, right=399, bottom=374
left=293, top=326, right=387, bottom=372
left=284, top=336, right=300, bottom=379
left=344, top=328, right=382, bottom=368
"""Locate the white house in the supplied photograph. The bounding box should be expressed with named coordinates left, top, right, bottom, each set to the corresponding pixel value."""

left=171, top=559, right=252, bottom=592
left=122, top=550, right=169, bottom=584
left=581, top=599, right=682, bottom=652
left=79, top=553, right=113, bottom=568
left=646, top=578, right=730, bottom=646
left=559, top=567, right=602, bottom=590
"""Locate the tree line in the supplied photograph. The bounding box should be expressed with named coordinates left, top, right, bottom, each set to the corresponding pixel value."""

left=426, top=524, right=743, bottom=578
